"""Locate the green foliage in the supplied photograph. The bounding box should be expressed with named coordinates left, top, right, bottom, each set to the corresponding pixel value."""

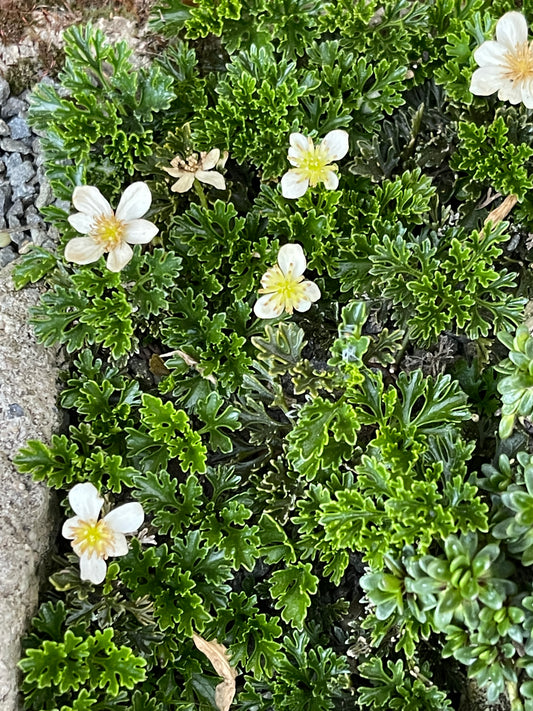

left=212, top=593, right=283, bottom=678
left=194, top=45, right=319, bottom=179
left=126, top=394, right=207, bottom=473
left=357, top=656, right=452, bottom=710
left=432, top=8, right=493, bottom=104
left=340, top=219, right=525, bottom=345
left=269, top=562, right=319, bottom=629
left=496, top=325, right=533, bottom=439
left=29, top=249, right=182, bottom=358
left=18, top=2, right=533, bottom=710
left=491, top=452, right=533, bottom=566
left=28, top=25, right=174, bottom=199
left=239, top=631, right=351, bottom=711
left=151, top=0, right=330, bottom=56
left=12, top=246, right=57, bottom=288
left=19, top=627, right=146, bottom=710
left=452, top=115, right=533, bottom=200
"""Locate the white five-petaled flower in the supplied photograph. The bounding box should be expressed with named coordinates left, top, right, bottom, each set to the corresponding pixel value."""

left=62, top=482, right=144, bottom=585
left=254, top=243, right=321, bottom=319
left=280, top=130, right=349, bottom=199
left=65, top=182, right=159, bottom=272
left=163, top=148, right=227, bottom=193
left=470, top=11, right=533, bottom=107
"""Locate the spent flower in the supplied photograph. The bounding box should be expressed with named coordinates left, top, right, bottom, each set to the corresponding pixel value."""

left=163, top=148, right=227, bottom=193
left=65, top=182, right=158, bottom=272
left=62, top=482, right=144, bottom=584
left=254, top=243, right=321, bottom=319
left=470, top=11, right=533, bottom=107
left=281, top=130, right=349, bottom=199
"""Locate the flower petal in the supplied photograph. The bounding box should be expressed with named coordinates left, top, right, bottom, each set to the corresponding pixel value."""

left=521, top=79, right=533, bottom=108
left=68, top=482, right=103, bottom=519
left=496, top=11, right=528, bottom=51
left=68, top=212, right=95, bottom=234
left=171, top=174, right=196, bottom=193
left=300, top=279, right=321, bottom=305
left=72, top=186, right=112, bottom=218
left=278, top=243, right=306, bottom=277
left=321, top=130, right=349, bottom=161
left=254, top=293, right=284, bottom=319
left=104, top=502, right=144, bottom=533
left=62, top=515, right=81, bottom=540
left=196, top=170, right=226, bottom=190
left=281, top=170, right=309, bottom=199
left=473, top=40, right=509, bottom=67
left=106, top=243, right=133, bottom=272
left=162, top=166, right=186, bottom=178
left=123, top=219, right=159, bottom=244
left=470, top=66, right=507, bottom=95
left=79, top=555, right=107, bottom=584
left=498, top=79, right=523, bottom=103
left=64, top=236, right=105, bottom=265
left=115, top=182, right=152, bottom=221
left=107, top=532, right=129, bottom=557
left=201, top=148, right=221, bottom=171
left=322, top=169, right=339, bottom=190
left=288, top=132, right=311, bottom=156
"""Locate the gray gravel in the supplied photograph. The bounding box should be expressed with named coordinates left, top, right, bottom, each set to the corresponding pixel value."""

left=0, top=79, right=60, bottom=267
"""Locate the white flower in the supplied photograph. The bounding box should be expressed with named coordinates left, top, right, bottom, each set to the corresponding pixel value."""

left=162, top=148, right=227, bottom=193
left=470, top=11, right=533, bottom=107
left=62, top=482, right=144, bottom=584
left=280, top=130, right=349, bottom=199
left=254, top=243, right=321, bottom=319
left=65, top=182, right=159, bottom=272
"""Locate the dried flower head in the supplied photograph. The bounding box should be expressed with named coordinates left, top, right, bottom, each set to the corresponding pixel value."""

left=65, top=182, right=158, bottom=272
left=62, top=482, right=144, bottom=584
left=281, top=130, right=349, bottom=199
left=163, top=148, right=227, bottom=193
left=254, top=243, right=321, bottom=319
left=470, top=11, right=533, bottom=107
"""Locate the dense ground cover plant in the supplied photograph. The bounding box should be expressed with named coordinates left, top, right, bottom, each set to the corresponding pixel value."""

left=13, top=1, right=533, bottom=709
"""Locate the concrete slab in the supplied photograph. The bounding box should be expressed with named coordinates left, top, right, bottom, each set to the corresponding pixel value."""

left=0, top=262, right=59, bottom=711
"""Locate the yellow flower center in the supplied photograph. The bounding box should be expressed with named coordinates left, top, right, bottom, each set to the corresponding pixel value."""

left=294, top=143, right=335, bottom=187
left=260, top=265, right=307, bottom=314
left=505, top=42, right=533, bottom=82
left=70, top=518, right=115, bottom=559
left=91, top=214, right=125, bottom=251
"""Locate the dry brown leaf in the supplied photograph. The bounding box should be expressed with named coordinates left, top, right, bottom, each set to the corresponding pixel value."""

left=483, top=193, right=518, bottom=227
left=193, top=633, right=237, bottom=711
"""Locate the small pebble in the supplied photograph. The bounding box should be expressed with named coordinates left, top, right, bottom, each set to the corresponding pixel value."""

left=0, top=86, right=60, bottom=261
left=0, top=77, right=10, bottom=104
left=12, top=183, right=36, bottom=201
left=8, top=116, right=31, bottom=140
left=30, top=228, right=48, bottom=246
left=4, top=153, right=22, bottom=174
left=0, top=246, right=17, bottom=267
left=7, top=403, right=25, bottom=418
left=1, top=137, right=32, bottom=155
left=8, top=161, right=35, bottom=186
left=7, top=199, right=23, bottom=220
left=35, top=180, right=53, bottom=209
left=1, top=97, right=27, bottom=119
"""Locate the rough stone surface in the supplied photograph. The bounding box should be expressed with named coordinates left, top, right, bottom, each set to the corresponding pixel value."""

left=0, top=263, right=59, bottom=711
left=8, top=118, right=31, bottom=141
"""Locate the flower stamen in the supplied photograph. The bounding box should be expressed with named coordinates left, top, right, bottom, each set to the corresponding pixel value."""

left=505, top=41, right=533, bottom=82
left=91, top=214, right=126, bottom=251
left=70, top=518, right=115, bottom=559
